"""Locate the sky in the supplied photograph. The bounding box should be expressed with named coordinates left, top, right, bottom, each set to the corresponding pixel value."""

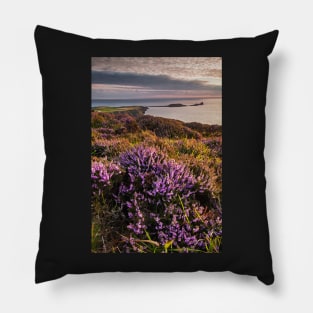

left=91, top=57, right=222, bottom=100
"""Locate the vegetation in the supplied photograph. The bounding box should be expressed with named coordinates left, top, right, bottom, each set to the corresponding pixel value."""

left=92, top=106, right=147, bottom=116
left=91, top=107, right=222, bottom=253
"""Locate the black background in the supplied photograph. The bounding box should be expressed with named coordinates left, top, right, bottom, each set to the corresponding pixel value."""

left=34, top=25, right=278, bottom=285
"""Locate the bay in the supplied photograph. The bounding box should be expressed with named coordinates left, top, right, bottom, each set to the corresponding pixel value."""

left=92, top=98, right=222, bottom=125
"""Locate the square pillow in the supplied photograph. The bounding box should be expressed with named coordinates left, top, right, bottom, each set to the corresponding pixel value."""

left=34, top=25, right=278, bottom=285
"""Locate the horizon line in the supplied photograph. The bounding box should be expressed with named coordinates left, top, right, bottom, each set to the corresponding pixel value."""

left=92, top=96, right=222, bottom=101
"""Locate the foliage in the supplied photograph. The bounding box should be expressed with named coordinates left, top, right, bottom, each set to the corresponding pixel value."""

left=91, top=110, right=222, bottom=253
left=137, top=115, right=202, bottom=139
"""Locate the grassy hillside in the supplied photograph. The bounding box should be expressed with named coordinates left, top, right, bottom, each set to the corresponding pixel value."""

left=92, top=106, right=148, bottom=116
left=91, top=108, right=222, bottom=253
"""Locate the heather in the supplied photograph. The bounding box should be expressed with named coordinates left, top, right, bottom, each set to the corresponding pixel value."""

left=91, top=107, right=222, bottom=253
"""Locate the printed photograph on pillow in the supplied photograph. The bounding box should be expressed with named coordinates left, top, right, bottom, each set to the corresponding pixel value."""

left=91, top=57, right=222, bottom=253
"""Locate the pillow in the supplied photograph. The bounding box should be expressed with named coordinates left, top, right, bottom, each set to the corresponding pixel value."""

left=34, top=25, right=278, bottom=285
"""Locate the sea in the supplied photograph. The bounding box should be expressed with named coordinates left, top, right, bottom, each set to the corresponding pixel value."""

left=92, top=98, right=222, bottom=125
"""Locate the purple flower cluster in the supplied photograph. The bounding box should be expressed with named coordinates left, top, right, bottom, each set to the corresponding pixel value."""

left=119, top=146, right=197, bottom=201
left=91, top=161, right=121, bottom=196
left=122, top=199, right=222, bottom=252
left=117, top=114, right=135, bottom=126
left=96, top=127, right=115, bottom=139
left=202, top=138, right=222, bottom=157
left=116, top=146, right=222, bottom=252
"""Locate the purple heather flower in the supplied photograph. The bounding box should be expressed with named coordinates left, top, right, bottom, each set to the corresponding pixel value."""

left=91, top=161, right=121, bottom=196
left=92, top=145, right=222, bottom=253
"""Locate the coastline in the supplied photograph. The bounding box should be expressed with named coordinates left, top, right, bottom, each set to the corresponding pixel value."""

left=92, top=101, right=222, bottom=125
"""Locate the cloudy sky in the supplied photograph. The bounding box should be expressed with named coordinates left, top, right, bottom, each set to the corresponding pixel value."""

left=91, top=57, right=222, bottom=100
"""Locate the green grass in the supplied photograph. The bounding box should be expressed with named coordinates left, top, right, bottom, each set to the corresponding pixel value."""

left=93, top=106, right=147, bottom=114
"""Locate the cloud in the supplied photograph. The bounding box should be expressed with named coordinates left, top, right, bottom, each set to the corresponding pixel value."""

left=91, top=71, right=221, bottom=92
left=91, top=57, right=222, bottom=80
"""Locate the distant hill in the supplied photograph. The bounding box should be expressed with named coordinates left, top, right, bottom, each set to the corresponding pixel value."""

left=190, top=102, right=204, bottom=106
left=162, top=102, right=204, bottom=107
left=92, top=106, right=147, bottom=117
left=167, top=103, right=186, bottom=107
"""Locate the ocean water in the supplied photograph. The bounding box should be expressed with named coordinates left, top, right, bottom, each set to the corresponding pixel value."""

left=92, top=98, right=222, bottom=125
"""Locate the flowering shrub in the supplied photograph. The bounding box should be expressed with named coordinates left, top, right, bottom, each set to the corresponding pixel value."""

left=91, top=160, right=121, bottom=196
left=115, top=113, right=139, bottom=133
left=202, top=137, right=222, bottom=157
left=122, top=198, right=222, bottom=253
left=118, top=146, right=197, bottom=203
left=174, top=138, right=210, bottom=157
left=91, top=110, right=222, bottom=253
left=91, top=138, right=132, bottom=159
left=179, top=154, right=222, bottom=201
left=137, top=115, right=202, bottom=139
left=185, top=122, right=222, bottom=137
left=115, top=146, right=222, bottom=252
